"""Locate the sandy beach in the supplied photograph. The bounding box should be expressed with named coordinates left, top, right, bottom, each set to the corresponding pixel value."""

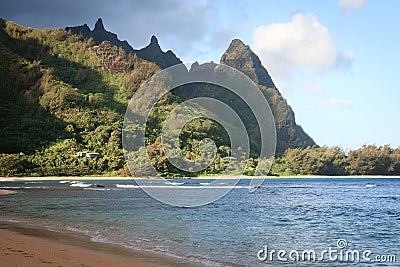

left=0, top=228, right=160, bottom=267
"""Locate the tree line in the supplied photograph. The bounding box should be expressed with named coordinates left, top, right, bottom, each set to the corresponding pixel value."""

left=1, top=20, right=399, bottom=177
left=2, top=144, right=400, bottom=177
left=271, top=145, right=400, bottom=176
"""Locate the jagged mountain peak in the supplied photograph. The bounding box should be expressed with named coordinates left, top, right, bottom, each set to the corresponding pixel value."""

left=221, top=39, right=275, bottom=89
left=94, top=18, right=105, bottom=32
left=65, top=18, right=133, bottom=55
left=141, top=35, right=161, bottom=51
left=136, top=35, right=181, bottom=68
left=150, top=35, right=159, bottom=45
left=66, top=19, right=181, bottom=68
left=226, top=39, right=248, bottom=53
left=221, top=38, right=316, bottom=153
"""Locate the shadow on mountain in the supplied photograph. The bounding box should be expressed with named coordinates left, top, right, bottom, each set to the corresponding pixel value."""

left=0, top=19, right=127, bottom=153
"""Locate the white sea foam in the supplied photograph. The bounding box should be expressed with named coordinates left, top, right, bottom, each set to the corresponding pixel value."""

left=116, top=184, right=137, bottom=188
left=116, top=184, right=247, bottom=189
left=83, top=188, right=111, bottom=191
left=0, top=186, right=48, bottom=189
left=90, top=234, right=114, bottom=244
left=165, top=182, right=185, bottom=186
left=70, top=182, right=92, bottom=188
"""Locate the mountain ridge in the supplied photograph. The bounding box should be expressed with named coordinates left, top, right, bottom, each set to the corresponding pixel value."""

left=221, top=39, right=276, bottom=89
left=65, top=18, right=315, bottom=152
left=0, top=17, right=315, bottom=176
left=220, top=39, right=316, bottom=153
left=65, top=18, right=182, bottom=69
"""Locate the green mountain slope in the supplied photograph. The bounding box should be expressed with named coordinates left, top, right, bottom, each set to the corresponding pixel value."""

left=0, top=18, right=159, bottom=175
left=174, top=40, right=316, bottom=155
left=0, top=18, right=315, bottom=176
left=220, top=39, right=316, bottom=153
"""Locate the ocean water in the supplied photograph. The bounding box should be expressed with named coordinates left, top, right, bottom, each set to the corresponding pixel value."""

left=1, top=178, right=400, bottom=266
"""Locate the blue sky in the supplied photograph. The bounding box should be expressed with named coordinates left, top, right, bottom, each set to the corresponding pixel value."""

left=1, top=0, right=399, bottom=149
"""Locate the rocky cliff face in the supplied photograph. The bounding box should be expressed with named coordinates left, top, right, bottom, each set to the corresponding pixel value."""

left=221, top=39, right=316, bottom=153
left=65, top=18, right=181, bottom=69
left=90, top=41, right=130, bottom=73
left=221, top=39, right=275, bottom=89
left=135, top=35, right=181, bottom=69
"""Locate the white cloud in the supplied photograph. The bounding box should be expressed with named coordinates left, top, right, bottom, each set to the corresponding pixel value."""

left=328, top=98, right=353, bottom=109
left=252, top=13, right=354, bottom=81
left=337, top=50, right=355, bottom=70
left=339, top=0, right=365, bottom=9
left=309, top=98, right=353, bottom=110
left=306, top=80, right=327, bottom=95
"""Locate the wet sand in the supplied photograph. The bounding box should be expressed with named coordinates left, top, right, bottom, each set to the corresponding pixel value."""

left=0, top=228, right=160, bottom=267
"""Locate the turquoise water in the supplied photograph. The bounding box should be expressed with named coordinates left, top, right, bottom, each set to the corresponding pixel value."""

left=1, top=178, right=399, bottom=266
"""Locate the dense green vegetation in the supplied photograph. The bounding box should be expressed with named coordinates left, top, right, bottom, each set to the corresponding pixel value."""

left=1, top=19, right=399, bottom=177
left=0, top=19, right=157, bottom=176
left=0, top=19, right=251, bottom=177
left=271, top=145, right=400, bottom=176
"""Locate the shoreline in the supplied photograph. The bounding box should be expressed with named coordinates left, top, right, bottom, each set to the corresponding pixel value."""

left=194, top=175, right=400, bottom=179
left=0, top=221, right=202, bottom=267
left=0, top=176, right=136, bottom=181
left=1, top=177, right=399, bottom=266
left=0, top=228, right=157, bottom=267
left=1, top=175, right=400, bottom=181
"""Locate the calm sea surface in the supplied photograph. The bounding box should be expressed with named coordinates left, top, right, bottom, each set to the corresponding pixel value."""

left=1, top=178, right=399, bottom=266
